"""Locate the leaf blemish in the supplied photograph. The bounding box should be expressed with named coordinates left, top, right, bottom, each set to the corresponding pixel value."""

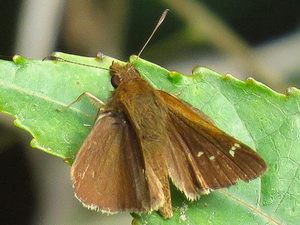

left=178, top=203, right=188, bottom=222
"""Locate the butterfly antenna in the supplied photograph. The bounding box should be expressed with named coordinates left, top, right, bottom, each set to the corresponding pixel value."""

left=136, top=9, right=169, bottom=58
left=43, top=55, right=109, bottom=71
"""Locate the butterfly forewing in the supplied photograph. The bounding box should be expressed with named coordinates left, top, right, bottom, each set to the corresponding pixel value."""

left=159, top=91, right=267, bottom=198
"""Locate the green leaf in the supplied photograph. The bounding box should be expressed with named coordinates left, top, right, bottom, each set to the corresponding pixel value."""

left=0, top=52, right=299, bottom=224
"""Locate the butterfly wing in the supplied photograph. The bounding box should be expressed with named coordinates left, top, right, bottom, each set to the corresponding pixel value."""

left=159, top=91, right=267, bottom=199
left=71, top=112, right=164, bottom=213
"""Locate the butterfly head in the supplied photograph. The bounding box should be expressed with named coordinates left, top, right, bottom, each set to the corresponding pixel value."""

left=109, top=62, right=140, bottom=88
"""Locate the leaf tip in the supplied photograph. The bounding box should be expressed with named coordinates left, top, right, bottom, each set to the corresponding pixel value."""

left=169, top=71, right=182, bottom=84
left=286, top=86, right=300, bottom=96
left=191, top=66, right=206, bottom=77
left=129, top=55, right=139, bottom=62
left=245, top=77, right=257, bottom=84
left=223, top=73, right=234, bottom=79
left=12, top=54, right=26, bottom=65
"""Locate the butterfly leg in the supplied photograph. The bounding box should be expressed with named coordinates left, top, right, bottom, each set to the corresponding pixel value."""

left=56, top=92, right=105, bottom=111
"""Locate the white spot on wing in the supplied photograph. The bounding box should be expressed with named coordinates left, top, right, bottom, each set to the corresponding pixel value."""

left=209, top=156, right=215, bottom=160
left=229, top=143, right=241, bottom=157
left=197, top=151, right=204, bottom=157
left=234, top=143, right=241, bottom=148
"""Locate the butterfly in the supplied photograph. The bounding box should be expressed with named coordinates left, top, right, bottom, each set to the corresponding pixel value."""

left=68, top=60, right=267, bottom=218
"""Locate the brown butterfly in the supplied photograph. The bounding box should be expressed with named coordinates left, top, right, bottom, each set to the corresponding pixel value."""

left=54, top=10, right=267, bottom=219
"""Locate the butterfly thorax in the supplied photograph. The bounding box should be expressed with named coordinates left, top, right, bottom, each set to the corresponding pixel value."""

left=109, top=63, right=169, bottom=144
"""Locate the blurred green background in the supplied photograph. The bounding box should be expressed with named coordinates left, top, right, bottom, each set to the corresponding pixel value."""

left=0, top=0, right=300, bottom=224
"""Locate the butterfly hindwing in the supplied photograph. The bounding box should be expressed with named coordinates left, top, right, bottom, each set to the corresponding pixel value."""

left=71, top=112, right=164, bottom=213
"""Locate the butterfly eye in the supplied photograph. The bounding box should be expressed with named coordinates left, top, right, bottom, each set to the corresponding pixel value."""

left=111, top=75, right=121, bottom=88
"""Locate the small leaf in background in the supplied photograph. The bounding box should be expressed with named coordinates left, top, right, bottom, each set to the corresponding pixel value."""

left=0, top=53, right=299, bottom=224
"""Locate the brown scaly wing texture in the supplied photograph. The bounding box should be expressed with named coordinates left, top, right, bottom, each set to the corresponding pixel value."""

left=71, top=112, right=164, bottom=214
left=159, top=91, right=267, bottom=200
